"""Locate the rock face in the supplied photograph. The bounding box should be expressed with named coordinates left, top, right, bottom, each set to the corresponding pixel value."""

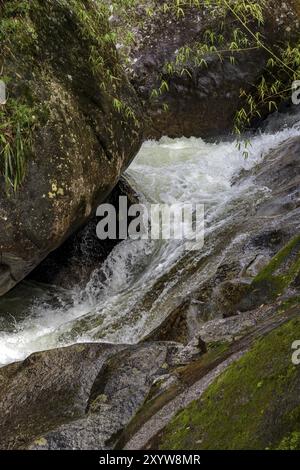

left=109, top=0, right=299, bottom=138
left=0, top=343, right=123, bottom=449
left=0, top=0, right=143, bottom=296
left=0, top=341, right=172, bottom=450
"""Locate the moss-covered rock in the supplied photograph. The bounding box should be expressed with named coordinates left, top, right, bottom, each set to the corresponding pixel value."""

left=0, top=0, right=143, bottom=296
left=252, top=235, right=300, bottom=296
left=234, top=234, right=300, bottom=313
left=107, top=0, right=300, bottom=138
left=155, top=317, right=300, bottom=450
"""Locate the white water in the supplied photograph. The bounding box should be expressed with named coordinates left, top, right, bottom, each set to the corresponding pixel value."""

left=0, top=121, right=299, bottom=366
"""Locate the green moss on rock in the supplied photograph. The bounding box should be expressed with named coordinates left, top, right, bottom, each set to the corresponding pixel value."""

left=278, top=295, right=300, bottom=313
left=276, top=431, right=300, bottom=450
left=0, top=0, right=140, bottom=191
left=236, top=235, right=300, bottom=312
left=157, top=317, right=300, bottom=450
left=252, top=234, right=300, bottom=295
left=0, top=0, right=142, bottom=296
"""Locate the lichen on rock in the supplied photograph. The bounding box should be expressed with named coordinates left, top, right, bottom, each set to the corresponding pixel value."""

left=0, top=0, right=143, bottom=296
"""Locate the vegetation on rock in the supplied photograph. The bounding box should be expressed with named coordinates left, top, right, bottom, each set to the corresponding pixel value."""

left=105, top=0, right=300, bottom=140
left=0, top=0, right=142, bottom=296
left=156, top=317, right=300, bottom=450
left=0, top=0, right=140, bottom=191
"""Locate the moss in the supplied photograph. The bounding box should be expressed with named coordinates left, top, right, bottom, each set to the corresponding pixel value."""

left=32, top=437, right=48, bottom=447
left=276, top=432, right=300, bottom=450
left=89, top=394, right=108, bottom=414
left=278, top=295, right=300, bottom=313
left=252, top=234, right=300, bottom=294
left=236, top=235, right=300, bottom=312
left=0, top=1, right=39, bottom=51
left=157, top=317, right=300, bottom=450
left=0, top=0, right=139, bottom=191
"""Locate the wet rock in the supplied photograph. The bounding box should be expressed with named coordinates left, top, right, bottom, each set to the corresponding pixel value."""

left=213, top=279, right=251, bottom=318
left=169, top=337, right=207, bottom=367
left=28, top=177, right=140, bottom=289
left=0, top=264, right=11, bottom=297
left=0, top=343, right=124, bottom=450
left=116, top=306, right=300, bottom=450
left=29, top=343, right=169, bottom=450
left=243, top=254, right=271, bottom=278
left=143, top=299, right=193, bottom=344
left=151, top=135, right=300, bottom=333
left=0, top=341, right=172, bottom=450
left=153, top=316, right=300, bottom=450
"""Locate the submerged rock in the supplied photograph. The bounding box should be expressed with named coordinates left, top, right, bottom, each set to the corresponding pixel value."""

left=0, top=0, right=143, bottom=296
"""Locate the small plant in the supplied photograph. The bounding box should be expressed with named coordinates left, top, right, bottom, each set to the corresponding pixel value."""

left=0, top=1, right=38, bottom=192
left=0, top=99, right=36, bottom=192
left=138, top=1, right=300, bottom=140
left=73, top=1, right=139, bottom=127
left=0, top=0, right=140, bottom=191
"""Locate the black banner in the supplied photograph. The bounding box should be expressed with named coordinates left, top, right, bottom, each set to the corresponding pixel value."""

left=0, top=450, right=299, bottom=467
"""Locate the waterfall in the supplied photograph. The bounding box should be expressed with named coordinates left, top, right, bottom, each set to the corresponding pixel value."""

left=0, top=118, right=299, bottom=366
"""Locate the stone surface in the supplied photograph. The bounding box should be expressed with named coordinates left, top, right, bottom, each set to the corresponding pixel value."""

left=153, top=316, right=300, bottom=450
left=0, top=341, right=173, bottom=450
left=109, top=0, right=299, bottom=138
left=28, top=177, right=140, bottom=289
left=0, top=343, right=124, bottom=449
left=0, top=0, right=143, bottom=296
left=29, top=343, right=169, bottom=450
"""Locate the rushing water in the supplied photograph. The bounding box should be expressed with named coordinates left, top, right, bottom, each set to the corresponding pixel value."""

left=0, top=118, right=300, bottom=366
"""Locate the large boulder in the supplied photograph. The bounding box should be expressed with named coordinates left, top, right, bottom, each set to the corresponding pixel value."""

left=109, top=0, right=299, bottom=138
left=0, top=0, right=143, bottom=296
left=0, top=343, right=123, bottom=449
left=0, top=341, right=171, bottom=450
